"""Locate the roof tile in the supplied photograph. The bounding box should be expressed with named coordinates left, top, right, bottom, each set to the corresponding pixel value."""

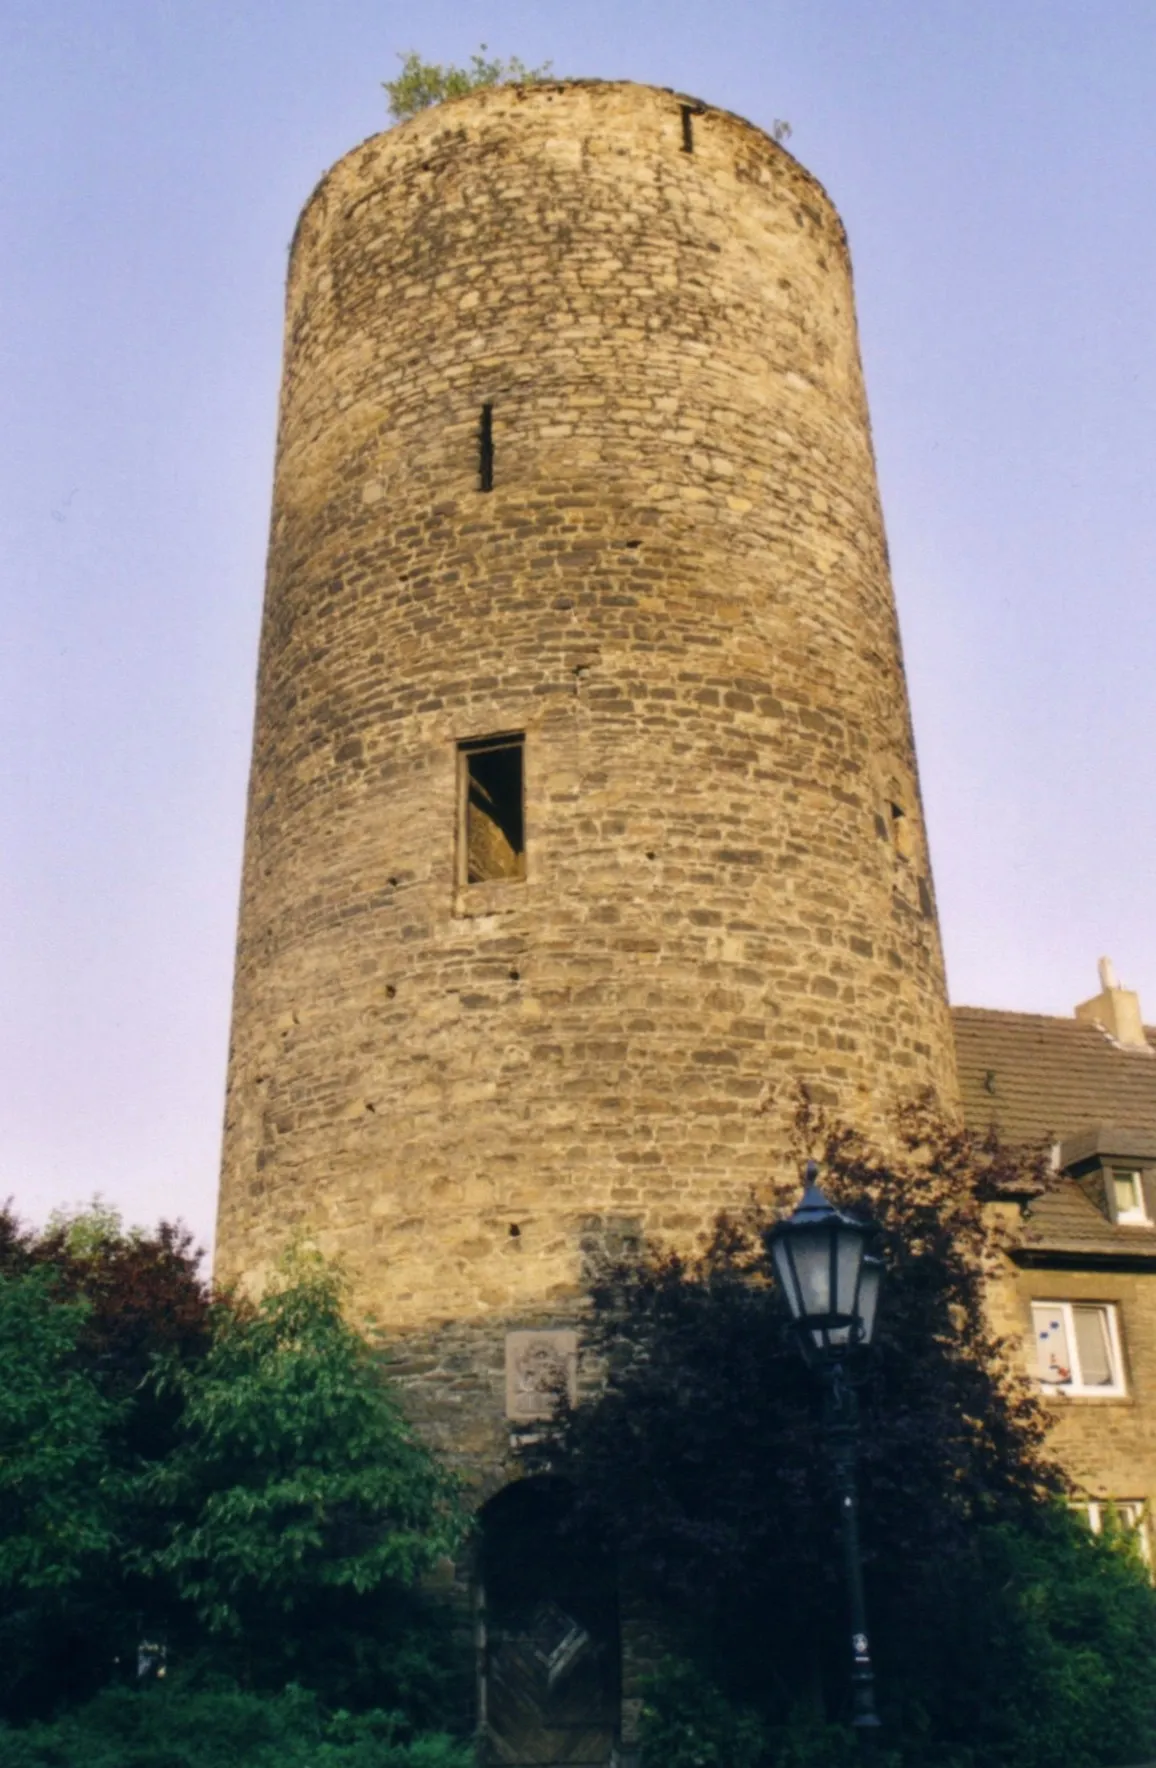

left=952, top=1007, right=1156, bottom=1261
left=952, top=1007, right=1156, bottom=1146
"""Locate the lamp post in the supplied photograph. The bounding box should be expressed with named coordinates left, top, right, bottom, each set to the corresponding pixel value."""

left=769, top=1162, right=884, bottom=1742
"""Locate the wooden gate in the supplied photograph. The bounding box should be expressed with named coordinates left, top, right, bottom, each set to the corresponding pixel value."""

left=479, top=1482, right=619, bottom=1766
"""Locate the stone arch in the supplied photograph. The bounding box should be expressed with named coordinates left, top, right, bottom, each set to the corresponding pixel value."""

left=476, top=1477, right=620, bottom=1765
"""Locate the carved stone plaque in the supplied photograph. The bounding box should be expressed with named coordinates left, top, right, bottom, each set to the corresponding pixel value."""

left=505, top=1329, right=578, bottom=1421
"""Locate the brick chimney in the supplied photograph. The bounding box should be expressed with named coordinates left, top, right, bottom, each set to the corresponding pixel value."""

left=1075, top=957, right=1150, bottom=1051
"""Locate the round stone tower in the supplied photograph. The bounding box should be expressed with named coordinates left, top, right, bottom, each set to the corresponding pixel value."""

left=216, top=80, right=957, bottom=1466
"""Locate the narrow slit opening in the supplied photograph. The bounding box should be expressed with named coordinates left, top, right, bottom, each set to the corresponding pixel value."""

left=479, top=403, right=494, bottom=492
left=680, top=105, right=695, bottom=153
left=459, top=735, right=525, bottom=884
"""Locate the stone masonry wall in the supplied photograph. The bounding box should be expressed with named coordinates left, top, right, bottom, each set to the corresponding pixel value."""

left=216, top=81, right=959, bottom=1471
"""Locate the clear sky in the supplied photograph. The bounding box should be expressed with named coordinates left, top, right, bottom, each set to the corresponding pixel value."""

left=2, top=1, right=1153, bottom=1253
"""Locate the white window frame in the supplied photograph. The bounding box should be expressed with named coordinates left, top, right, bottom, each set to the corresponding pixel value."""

left=1072, top=1499, right=1151, bottom=1566
left=1031, top=1300, right=1126, bottom=1397
left=1110, top=1167, right=1150, bottom=1227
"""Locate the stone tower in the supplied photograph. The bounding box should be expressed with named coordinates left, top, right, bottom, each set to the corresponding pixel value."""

left=216, top=81, right=957, bottom=1474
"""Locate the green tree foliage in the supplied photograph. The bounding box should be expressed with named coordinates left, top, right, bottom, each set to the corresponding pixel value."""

left=0, top=1204, right=213, bottom=1717
left=539, top=1105, right=1156, bottom=1766
left=0, top=1207, right=467, bottom=1739
left=906, top=1514, right=1156, bottom=1768
left=0, top=1198, right=212, bottom=1460
left=0, top=1269, right=122, bottom=1594
left=384, top=46, right=554, bottom=123
left=141, top=1249, right=464, bottom=1697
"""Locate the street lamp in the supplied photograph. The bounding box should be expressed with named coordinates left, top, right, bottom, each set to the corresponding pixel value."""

left=770, top=1162, right=883, bottom=1741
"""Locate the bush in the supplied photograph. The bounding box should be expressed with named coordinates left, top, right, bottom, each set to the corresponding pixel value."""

left=639, top=1659, right=768, bottom=1768
left=893, top=1512, right=1156, bottom=1768
left=0, top=1681, right=473, bottom=1768
left=639, top=1657, right=912, bottom=1768
left=634, top=1518, right=1156, bottom=1768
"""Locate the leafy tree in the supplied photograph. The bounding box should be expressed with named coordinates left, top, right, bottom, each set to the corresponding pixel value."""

left=0, top=1269, right=122, bottom=1593
left=0, top=1209, right=467, bottom=1731
left=0, top=1198, right=212, bottom=1457
left=0, top=1267, right=127, bottom=1715
left=542, top=1103, right=1060, bottom=1616
left=537, top=1104, right=1156, bottom=1764
left=0, top=1202, right=210, bottom=1719
left=384, top=46, right=554, bottom=123
left=140, top=1249, right=466, bottom=1703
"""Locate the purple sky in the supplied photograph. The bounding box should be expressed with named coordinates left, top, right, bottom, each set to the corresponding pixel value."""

left=2, top=1, right=1154, bottom=1253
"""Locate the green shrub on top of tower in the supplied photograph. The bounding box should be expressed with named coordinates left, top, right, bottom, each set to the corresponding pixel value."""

left=383, top=46, right=554, bottom=122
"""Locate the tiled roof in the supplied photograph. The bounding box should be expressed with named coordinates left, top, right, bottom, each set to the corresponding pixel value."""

left=1019, top=1181, right=1156, bottom=1262
left=952, top=1007, right=1156, bottom=1146
left=951, top=1007, right=1156, bottom=1262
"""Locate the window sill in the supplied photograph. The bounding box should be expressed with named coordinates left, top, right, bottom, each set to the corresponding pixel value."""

left=1039, top=1386, right=1130, bottom=1403
left=452, top=881, right=526, bottom=919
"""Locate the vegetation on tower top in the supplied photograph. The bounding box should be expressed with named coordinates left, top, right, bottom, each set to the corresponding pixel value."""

left=384, top=47, right=555, bottom=123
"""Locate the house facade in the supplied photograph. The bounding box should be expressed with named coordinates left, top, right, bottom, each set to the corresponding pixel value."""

left=955, top=964, right=1156, bottom=1554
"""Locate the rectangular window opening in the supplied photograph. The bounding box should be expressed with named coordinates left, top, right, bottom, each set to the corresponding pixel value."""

left=479, top=403, right=494, bottom=493
left=459, top=735, right=525, bottom=885
left=1031, top=1300, right=1125, bottom=1396
left=1073, top=1500, right=1151, bottom=1566
left=1112, top=1168, right=1149, bottom=1226
left=680, top=105, right=695, bottom=153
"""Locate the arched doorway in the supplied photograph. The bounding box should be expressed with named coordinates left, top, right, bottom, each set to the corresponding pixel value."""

left=478, top=1479, right=619, bottom=1765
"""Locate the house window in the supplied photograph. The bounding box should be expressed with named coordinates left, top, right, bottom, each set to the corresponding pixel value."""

left=1072, top=1500, right=1151, bottom=1565
left=458, top=735, right=525, bottom=886
left=1032, top=1300, right=1125, bottom=1396
left=1111, top=1168, right=1149, bottom=1226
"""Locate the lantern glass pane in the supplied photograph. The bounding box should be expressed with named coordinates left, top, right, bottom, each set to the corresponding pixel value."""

left=857, top=1260, right=882, bottom=1346
left=790, top=1223, right=836, bottom=1319
left=770, top=1233, right=802, bottom=1319
left=834, top=1226, right=865, bottom=1318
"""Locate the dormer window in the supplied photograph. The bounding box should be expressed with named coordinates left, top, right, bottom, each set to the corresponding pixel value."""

left=1056, top=1128, right=1156, bottom=1231
left=1112, top=1168, right=1149, bottom=1226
